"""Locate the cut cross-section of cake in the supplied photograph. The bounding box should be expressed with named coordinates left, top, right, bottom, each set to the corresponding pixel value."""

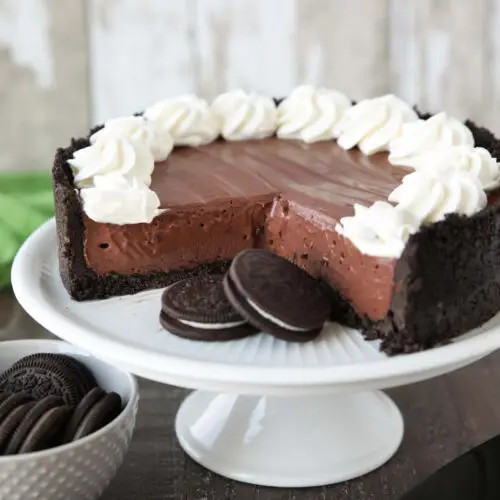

left=52, top=85, right=500, bottom=354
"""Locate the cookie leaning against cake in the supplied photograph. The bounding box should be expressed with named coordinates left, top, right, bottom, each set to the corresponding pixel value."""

left=0, top=353, right=123, bottom=455
left=160, top=249, right=333, bottom=343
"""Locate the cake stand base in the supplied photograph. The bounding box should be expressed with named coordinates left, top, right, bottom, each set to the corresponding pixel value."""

left=175, top=390, right=404, bottom=488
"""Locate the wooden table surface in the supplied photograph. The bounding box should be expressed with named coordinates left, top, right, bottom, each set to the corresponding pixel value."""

left=1, top=290, right=500, bottom=500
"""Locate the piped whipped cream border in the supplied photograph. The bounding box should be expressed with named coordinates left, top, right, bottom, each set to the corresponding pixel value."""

left=67, top=86, right=500, bottom=260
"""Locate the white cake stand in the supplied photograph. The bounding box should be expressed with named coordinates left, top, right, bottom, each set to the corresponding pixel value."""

left=11, top=219, right=500, bottom=488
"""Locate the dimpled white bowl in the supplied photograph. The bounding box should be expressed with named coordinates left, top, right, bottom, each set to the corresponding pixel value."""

left=0, top=339, right=138, bottom=500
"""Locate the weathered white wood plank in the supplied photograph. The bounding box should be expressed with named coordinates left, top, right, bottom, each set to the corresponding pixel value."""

left=390, top=0, right=487, bottom=123
left=3, top=0, right=498, bottom=175
left=195, top=0, right=297, bottom=100
left=195, top=0, right=390, bottom=101
left=0, top=0, right=89, bottom=171
left=89, top=0, right=197, bottom=122
left=295, top=0, right=390, bottom=100
left=483, top=0, right=500, bottom=133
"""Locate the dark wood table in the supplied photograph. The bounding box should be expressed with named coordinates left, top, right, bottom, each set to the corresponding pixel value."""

left=1, top=290, right=499, bottom=500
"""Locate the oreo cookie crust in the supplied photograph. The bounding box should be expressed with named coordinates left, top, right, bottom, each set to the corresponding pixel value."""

left=224, top=249, right=331, bottom=341
left=160, top=275, right=258, bottom=341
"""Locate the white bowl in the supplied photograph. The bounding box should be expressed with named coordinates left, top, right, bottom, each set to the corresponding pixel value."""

left=0, top=339, right=138, bottom=500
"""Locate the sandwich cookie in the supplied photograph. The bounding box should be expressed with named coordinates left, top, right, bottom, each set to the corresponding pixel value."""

left=10, top=354, right=98, bottom=394
left=160, top=274, right=258, bottom=341
left=70, top=391, right=122, bottom=441
left=223, top=249, right=331, bottom=342
left=0, top=354, right=125, bottom=455
left=0, top=393, right=34, bottom=423
left=4, top=395, right=66, bottom=455
left=62, top=387, right=107, bottom=443
left=0, top=358, right=88, bottom=406
left=0, top=400, right=36, bottom=453
left=18, top=405, right=73, bottom=453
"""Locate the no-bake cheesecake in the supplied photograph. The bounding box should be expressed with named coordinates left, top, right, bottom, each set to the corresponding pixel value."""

left=52, top=86, right=500, bottom=354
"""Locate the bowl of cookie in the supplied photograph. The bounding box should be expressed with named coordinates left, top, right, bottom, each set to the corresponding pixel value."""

left=0, top=339, right=138, bottom=500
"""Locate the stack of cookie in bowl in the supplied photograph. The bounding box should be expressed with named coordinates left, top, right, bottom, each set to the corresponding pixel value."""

left=160, top=249, right=333, bottom=343
left=0, top=339, right=138, bottom=500
left=0, top=353, right=122, bottom=454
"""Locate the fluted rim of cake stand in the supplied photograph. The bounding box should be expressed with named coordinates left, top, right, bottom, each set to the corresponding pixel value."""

left=11, top=219, right=500, bottom=389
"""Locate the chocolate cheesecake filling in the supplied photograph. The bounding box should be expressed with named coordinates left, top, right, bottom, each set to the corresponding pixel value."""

left=83, top=139, right=410, bottom=320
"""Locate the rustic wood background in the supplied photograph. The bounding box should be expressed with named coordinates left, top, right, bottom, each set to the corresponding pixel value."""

left=1, top=0, right=500, bottom=173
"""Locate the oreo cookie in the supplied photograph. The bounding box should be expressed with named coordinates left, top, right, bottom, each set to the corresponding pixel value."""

left=224, top=249, right=331, bottom=342
left=0, top=401, right=36, bottom=453
left=11, top=354, right=97, bottom=394
left=0, top=393, right=33, bottom=423
left=0, top=354, right=124, bottom=455
left=0, top=392, right=11, bottom=407
left=0, top=361, right=86, bottom=406
left=18, top=405, right=73, bottom=453
left=62, top=387, right=106, bottom=444
left=160, top=275, right=258, bottom=341
left=71, top=392, right=122, bottom=441
left=5, top=395, right=65, bottom=455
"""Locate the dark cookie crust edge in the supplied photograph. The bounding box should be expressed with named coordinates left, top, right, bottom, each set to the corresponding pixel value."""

left=330, top=201, right=500, bottom=355
left=369, top=204, right=500, bottom=354
left=367, top=118, right=500, bottom=354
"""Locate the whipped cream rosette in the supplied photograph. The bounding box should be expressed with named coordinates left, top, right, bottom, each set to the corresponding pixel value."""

left=334, top=94, right=418, bottom=155
left=388, top=169, right=487, bottom=225
left=79, top=173, right=163, bottom=225
left=393, top=145, right=499, bottom=191
left=277, top=85, right=351, bottom=143
left=336, top=201, right=420, bottom=258
left=388, top=112, right=474, bottom=168
left=90, top=116, right=173, bottom=162
left=212, top=90, right=277, bottom=141
left=144, top=95, right=220, bottom=147
left=68, top=136, right=155, bottom=188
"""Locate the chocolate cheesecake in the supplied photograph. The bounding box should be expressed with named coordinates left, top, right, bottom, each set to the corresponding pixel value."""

left=53, top=87, right=500, bottom=354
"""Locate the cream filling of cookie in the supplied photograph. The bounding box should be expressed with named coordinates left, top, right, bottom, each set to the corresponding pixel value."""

left=246, top=297, right=314, bottom=332
left=178, top=318, right=247, bottom=330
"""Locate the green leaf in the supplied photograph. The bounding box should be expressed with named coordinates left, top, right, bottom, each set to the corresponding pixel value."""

left=0, top=172, right=52, bottom=194
left=0, top=172, right=54, bottom=287
left=0, top=222, right=19, bottom=265
left=0, top=193, right=50, bottom=241
left=16, top=191, right=54, bottom=216
left=0, top=264, right=11, bottom=290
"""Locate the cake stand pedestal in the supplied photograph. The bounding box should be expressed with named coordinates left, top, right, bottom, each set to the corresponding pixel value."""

left=176, top=391, right=402, bottom=487
left=11, top=220, right=500, bottom=488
